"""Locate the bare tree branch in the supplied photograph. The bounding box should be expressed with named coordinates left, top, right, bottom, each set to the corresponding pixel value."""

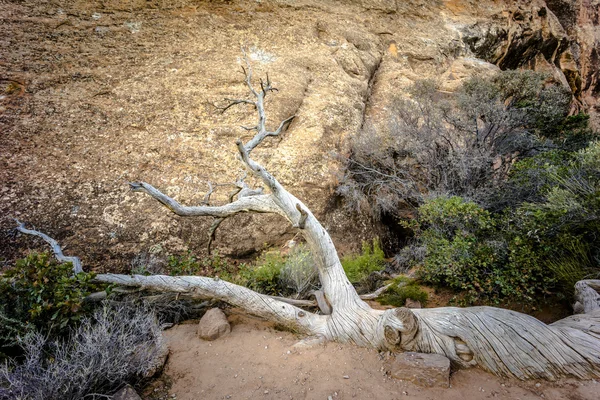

left=128, top=182, right=282, bottom=217
left=14, top=219, right=83, bottom=274
left=95, top=273, right=327, bottom=334
left=206, top=217, right=225, bottom=255
left=214, top=98, right=256, bottom=114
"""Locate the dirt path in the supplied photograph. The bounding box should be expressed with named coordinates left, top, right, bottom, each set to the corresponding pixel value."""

left=158, top=312, right=598, bottom=400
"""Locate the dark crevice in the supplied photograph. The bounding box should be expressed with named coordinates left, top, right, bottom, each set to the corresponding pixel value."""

left=358, top=53, right=383, bottom=131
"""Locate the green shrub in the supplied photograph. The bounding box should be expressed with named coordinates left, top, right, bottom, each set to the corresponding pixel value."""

left=546, top=236, right=596, bottom=293
left=378, top=277, right=428, bottom=307
left=341, top=238, right=385, bottom=284
left=415, top=197, right=556, bottom=303
left=0, top=253, right=105, bottom=355
left=418, top=196, right=495, bottom=238
left=166, top=251, right=202, bottom=276
left=238, top=251, right=286, bottom=295
left=164, top=250, right=240, bottom=282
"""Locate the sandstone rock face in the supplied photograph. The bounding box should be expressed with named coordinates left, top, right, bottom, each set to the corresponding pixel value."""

left=1, top=0, right=598, bottom=268
left=384, top=352, right=451, bottom=388
left=459, top=0, right=600, bottom=127
left=198, top=308, right=231, bottom=341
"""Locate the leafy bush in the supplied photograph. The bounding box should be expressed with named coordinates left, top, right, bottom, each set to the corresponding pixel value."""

left=0, top=253, right=104, bottom=355
left=413, top=197, right=556, bottom=303
left=378, top=277, right=428, bottom=307
left=166, top=251, right=202, bottom=276
left=238, top=251, right=286, bottom=295
left=0, top=303, right=165, bottom=400
left=278, top=245, right=319, bottom=298
left=157, top=250, right=241, bottom=282
left=341, top=238, right=385, bottom=284
left=481, top=150, right=573, bottom=211
left=418, top=195, right=495, bottom=238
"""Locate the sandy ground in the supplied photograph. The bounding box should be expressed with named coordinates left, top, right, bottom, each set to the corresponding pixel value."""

left=158, top=311, right=598, bottom=400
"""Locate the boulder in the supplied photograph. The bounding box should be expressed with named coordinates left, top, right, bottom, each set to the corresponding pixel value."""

left=198, top=308, right=231, bottom=341
left=384, top=352, right=450, bottom=388
left=112, top=384, right=142, bottom=400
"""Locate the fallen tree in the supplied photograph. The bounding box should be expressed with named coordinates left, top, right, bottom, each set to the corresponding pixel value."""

left=16, top=60, right=600, bottom=381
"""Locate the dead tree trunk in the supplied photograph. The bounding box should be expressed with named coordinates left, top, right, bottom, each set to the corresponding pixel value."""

left=18, top=59, right=600, bottom=381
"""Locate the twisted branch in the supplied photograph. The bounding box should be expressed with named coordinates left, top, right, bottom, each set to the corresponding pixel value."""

left=14, top=219, right=83, bottom=274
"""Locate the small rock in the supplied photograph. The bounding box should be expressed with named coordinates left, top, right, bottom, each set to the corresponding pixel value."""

left=113, top=384, right=142, bottom=400
left=343, top=375, right=350, bottom=379
left=197, top=308, right=231, bottom=341
left=384, top=352, right=450, bottom=388
left=405, top=298, right=422, bottom=309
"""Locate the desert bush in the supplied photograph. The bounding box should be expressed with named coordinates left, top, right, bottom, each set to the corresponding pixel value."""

left=0, top=303, right=165, bottom=400
left=377, top=276, right=428, bottom=307
left=413, top=196, right=556, bottom=303
left=238, top=251, right=286, bottom=295
left=546, top=237, right=597, bottom=293
left=480, top=150, right=573, bottom=211
left=162, top=250, right=240, bottom=282
left=0, top=253, right=105, bottom=356
left=278, top=245, right=319, bottom=299
left=337, top=70, right=572, bottom=218
left=341, top=238, right=386, bottom=284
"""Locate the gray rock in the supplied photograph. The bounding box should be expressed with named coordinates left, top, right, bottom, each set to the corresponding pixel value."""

left=384, top=352, right=450, bottom=388
left=198, top=308, right=231, bottom=341
left=143, top=337, right=169, bottom=378
left=113, top=384, right=142, bottom=400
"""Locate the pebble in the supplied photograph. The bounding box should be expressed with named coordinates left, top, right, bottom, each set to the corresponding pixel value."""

left=343, top=375, right=350, bottom=379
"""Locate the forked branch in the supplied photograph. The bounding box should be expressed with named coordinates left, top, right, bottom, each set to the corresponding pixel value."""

left=216, top=54, right=296, bottom=154
left=128, top=182, right=281, bottom=217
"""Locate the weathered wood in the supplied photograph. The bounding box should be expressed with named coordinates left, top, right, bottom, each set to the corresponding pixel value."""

left=15, top=219, right=83, bottom=274
left=574, top=280, right=600, bottom=314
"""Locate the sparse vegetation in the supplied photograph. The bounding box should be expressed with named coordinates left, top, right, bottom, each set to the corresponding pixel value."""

left=0, top=253, right=106, bottom=357
left=278, top=244, right=319, bottom=298
left=0, top=303, right=165, bottom=400
left=377, top=276, right=428, bottom=307
left=337, top=70, right=598, bottom=305
left=341, top=238, right=386, bottom=284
